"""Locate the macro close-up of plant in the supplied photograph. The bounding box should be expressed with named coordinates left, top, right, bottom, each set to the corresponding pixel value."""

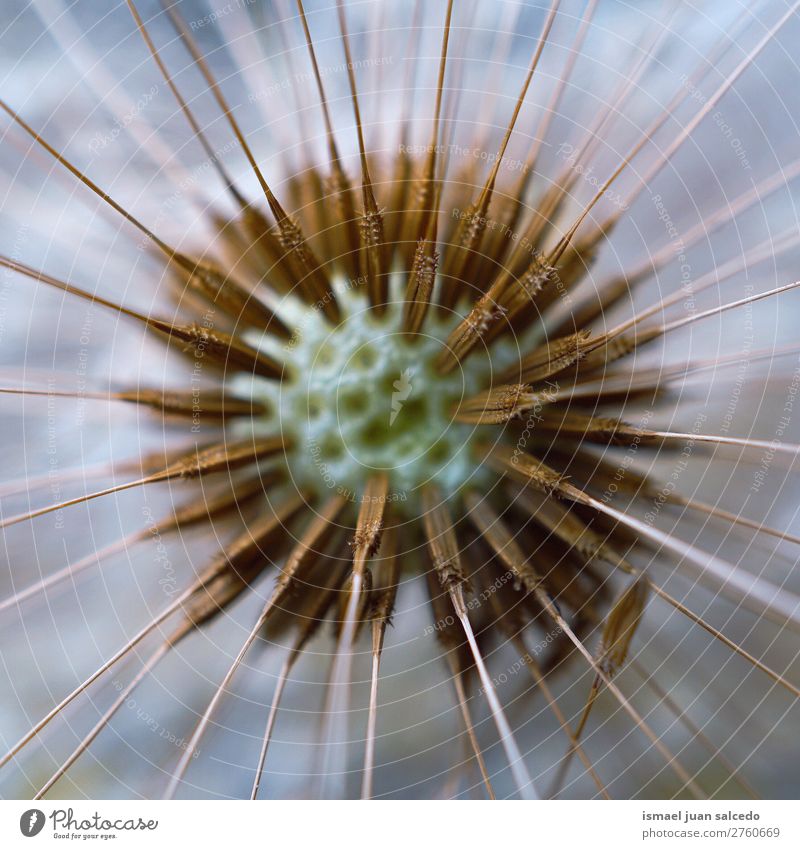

left=1, top=0, right=799, bottom=803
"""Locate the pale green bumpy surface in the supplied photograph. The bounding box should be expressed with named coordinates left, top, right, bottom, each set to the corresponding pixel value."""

left=233, top=276, right=525, bottom=510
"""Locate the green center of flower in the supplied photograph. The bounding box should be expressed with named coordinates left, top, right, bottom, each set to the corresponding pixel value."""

left=238, top=278, right=521, bottom=510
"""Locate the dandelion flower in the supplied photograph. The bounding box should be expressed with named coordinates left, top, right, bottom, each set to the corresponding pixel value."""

left=0, top=0, right=799, bottom=801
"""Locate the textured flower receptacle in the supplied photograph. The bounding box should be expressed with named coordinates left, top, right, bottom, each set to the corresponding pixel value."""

left=240, top=278, right=519, bottom=508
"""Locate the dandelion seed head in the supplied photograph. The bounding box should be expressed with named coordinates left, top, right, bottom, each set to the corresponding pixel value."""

left=1, top=0, right=799, bottom=802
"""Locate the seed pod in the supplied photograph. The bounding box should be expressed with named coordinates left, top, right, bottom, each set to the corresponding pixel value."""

left=598, top=575, right=650, bottom=677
